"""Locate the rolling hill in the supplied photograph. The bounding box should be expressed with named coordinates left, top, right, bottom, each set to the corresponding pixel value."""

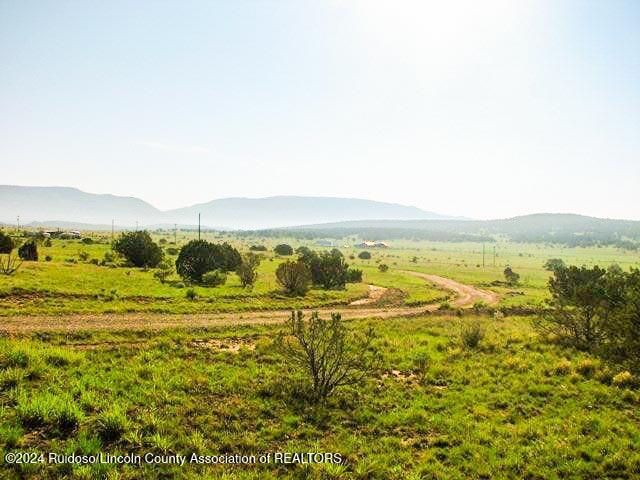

left=0, top=185, right=458, bottom=229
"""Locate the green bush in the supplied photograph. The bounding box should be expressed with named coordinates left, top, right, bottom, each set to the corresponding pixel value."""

left=358, top=251, right=371, bottom=260
left=0, top=231, right=15, bottom=254
left=274, top=244, right=294, bottom=256
left=202, top=270, right=227, bottom=287
left=276, top=260, right=311, bottom=296
left=176, top=240, right=241, bottom=283
left=113, top=231, right=162, bottom=268
left=18, top=240, right=38, bottom=261
left=276, top=311, right=379, bottom=403
left=185, top=288, right=197, bottom=301
left=460, top=320, right=485, bottom=349
left=378, top=263, right=389, bottom=273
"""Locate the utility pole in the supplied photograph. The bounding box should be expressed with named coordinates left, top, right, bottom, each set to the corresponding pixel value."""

left=198, top=213, right=201, bottom=240
left=135, top=221, right=139, bottom=231
left=16, top=215, right=20, bottom=230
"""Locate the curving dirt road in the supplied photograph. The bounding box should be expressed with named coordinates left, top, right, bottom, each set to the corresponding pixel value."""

left=0, top=272, right=498, bottom=333
left=401, top=271, right=499, bottom=307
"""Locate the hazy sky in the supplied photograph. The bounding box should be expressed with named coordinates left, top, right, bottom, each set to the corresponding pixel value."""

left=1, top=1, right=639, bottom=220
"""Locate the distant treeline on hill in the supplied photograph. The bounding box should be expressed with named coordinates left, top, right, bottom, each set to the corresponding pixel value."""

left=235, top=227, right=492, bottom=243
left=237, top=214, right=640, bottom=249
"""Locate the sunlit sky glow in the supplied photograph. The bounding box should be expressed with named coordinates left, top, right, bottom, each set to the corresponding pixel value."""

left=1, top=1, right=639, bottom=219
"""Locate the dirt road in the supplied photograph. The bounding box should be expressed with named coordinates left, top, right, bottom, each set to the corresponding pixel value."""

left=0, top=272, right=498, bottom=333
left=401, top=271, right=499, bottom=307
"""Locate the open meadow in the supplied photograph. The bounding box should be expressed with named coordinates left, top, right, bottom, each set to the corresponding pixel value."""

left=1, top=229, right=640, bottom=479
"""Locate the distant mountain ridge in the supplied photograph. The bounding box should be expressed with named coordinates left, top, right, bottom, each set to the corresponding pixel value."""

left=0, top=185, right=458, bottom=230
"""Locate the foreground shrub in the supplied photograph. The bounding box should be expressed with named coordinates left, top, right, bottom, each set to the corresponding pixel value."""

left=612, top=371, right=635, bottom=388
left=535, top=265, right=621, bottom=351
left=276, top=260, right=311, bottom=296
left=113, top=231, right=162, bottom=268
left=276, top=311, right=379, bottom=404
left=299, top=248, right=356, bottom=289
left=0, top=252, right=22, bottom=275
left=185, top=288, right=197, bottom=301
left=378, top=263, right=389, bottom=273
left=201, top=269, right=227, bottom=287
left=0, top=231, right=14, bottom=254
left=346, top=268, right=363, bottom=283
left=18, top=240, right=38, bottom=261
left=460, top=319, right=485, bottom=349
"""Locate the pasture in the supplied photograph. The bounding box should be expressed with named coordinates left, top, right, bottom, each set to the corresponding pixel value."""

left=1, top=315, right=639, bottom=479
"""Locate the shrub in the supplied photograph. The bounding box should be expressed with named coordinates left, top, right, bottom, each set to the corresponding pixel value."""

left=166, top=247, right=179, bottom=256
left=535, top=265, right=621, bottom=351
left=103, top=251, right=116, bottom=263
left=346, top=268, right=363, bottom=283
left=202, top=269, right=227, bottom=287
left=249, top=245, right=267, bottom=252
left=77, top=250, right=90, bottom=261
left=503, top=267, right=520, bottom=285
left=236, top=252, right=260, bottom=288
left=176, top=240, right=241, bottom=283
left=378, top=263, right=389, bottom=273
left=44, top=238, right=52, bottom=247
left=276, top=260, right=311, bottom=296
left=153, top=261, right=174, bottom=283
left=18, top=240, right=38, bottom=261
left=0, top=252, right=22, bottom=275
left=113, top=231, right=162, bottom=268
left=185, top=288, right=197, bottom=301
left=460, top=320, right=485, bottom=349
left=81, top=237, right=94, bottom=245
left=544, top=258, right=566, bottom=272
left=358, top=251, right=371, bottom=260
left=0, top=231, right=14, bottom=254
left=274, top=244, right=294, bottom=256
left=276, top=311, right=379, bottom=403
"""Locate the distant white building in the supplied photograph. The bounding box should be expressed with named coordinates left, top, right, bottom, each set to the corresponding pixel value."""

left=355, top=240, right=389, bottom=248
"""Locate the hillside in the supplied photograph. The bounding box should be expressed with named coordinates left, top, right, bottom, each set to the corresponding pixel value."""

left=0, top=186, right=457, bottom=229
left=246, top=214, right=640, bottom=248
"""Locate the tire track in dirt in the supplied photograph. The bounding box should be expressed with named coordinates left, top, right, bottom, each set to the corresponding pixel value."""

left=0, top=272, right=498, bottom=333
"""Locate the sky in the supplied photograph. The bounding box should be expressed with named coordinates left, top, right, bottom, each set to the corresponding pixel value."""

left=1, top=0, right=639, bottom=220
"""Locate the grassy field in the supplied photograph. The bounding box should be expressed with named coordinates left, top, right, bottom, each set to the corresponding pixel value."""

left=1, top=314, right=639, bottom=479
left=1, top=232, right=638, bottom=317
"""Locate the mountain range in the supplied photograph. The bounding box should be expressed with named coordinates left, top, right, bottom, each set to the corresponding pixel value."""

left=0, top=185, right=458, bottom=230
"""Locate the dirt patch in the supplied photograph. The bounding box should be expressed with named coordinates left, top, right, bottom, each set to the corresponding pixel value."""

left=190, top=338, right=256, bottom=353
left=349, top=285, right=388, bottom=306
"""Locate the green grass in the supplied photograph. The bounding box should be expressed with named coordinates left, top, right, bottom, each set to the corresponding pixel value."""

left=1, top=314, right=639, bottom=479
left=1, top=234, right=638, bottom=316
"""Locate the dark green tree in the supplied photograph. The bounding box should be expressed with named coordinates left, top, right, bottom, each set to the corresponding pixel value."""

left=274, top=244, right=294, bottom=256
left=175, top=240, right=241, bottom=283
left=0, top=231, right=14, bottom=254
left=112, top=231, right=162, bottom=268
left=18, top=240, right=38, bottom=261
